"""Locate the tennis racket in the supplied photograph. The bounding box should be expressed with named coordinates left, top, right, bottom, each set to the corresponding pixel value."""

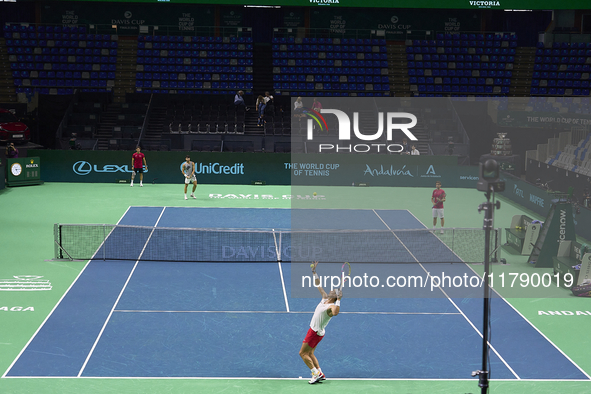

left=432, top=192, right=446, bottom=209
left=339, top=262, right=351, bottom=292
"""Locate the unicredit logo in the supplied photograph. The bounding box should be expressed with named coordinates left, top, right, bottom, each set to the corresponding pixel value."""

left=195, top=162, right=244, bottom=175
left=73, top=161, right=140, bottom=176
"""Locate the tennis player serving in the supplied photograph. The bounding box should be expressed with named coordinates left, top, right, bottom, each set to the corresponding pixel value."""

left=432, top=181, right=446, bottom=234
left=299, top=261, right=342, bottom=384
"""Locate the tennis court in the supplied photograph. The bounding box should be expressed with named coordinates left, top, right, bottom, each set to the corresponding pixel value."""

left=3, top=206, right=588, bottom=381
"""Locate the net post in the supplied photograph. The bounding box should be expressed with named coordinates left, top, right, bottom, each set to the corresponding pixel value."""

left=54, top=223, right=60, bottom=259
left=452, top=227, right=455, bottom=261
left=493, top=227, right=500, bottom=262
left=54, top=239, right=75, bottom=261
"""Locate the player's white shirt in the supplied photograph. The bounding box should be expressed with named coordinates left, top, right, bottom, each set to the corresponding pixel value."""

left=182, top=161, right=194, bottom=176
left=310, top=298, right=333, bottom=336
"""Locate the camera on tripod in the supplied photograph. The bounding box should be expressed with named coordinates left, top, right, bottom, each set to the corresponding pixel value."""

left=477, top=159, right=505, bottom=193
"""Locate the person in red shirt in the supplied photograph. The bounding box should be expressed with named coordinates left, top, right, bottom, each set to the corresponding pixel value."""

left=130, top=146, right=147, bottom=187
left=431, top=181, right=446, bottom=234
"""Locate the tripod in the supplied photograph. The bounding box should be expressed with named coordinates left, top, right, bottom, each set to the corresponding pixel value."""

left=472, top=187, right=500, bottom=393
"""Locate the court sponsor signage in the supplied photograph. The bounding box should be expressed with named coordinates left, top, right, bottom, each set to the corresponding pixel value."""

left=0, top=275, right=52, bottom=291
left=513, top=184, right=525, bottom=198
left=209, top=193, right=326, bottom=200
left=221, top=245, right=323, bottom=260
left=32, top=149, right=479, bottom=188
left=194, top=162, right=244, bottom=175
left=290, top=153, right=458, bottom=186
left=498, top=111, right=591, bottom=129
left=73, top=161, right=141, bottom=176
left=30, top=150, right=291, bottom=184
left=361, top=163, right=445, bottom=179
left=469, top=0, right=500, bottom=8
left=500, top=171, right=591, bottom=241
left=0, top=306, right=35, bottom=312
left=363, top=164, right=414, bottom=177
left=538, top=311, right=591, bottom=316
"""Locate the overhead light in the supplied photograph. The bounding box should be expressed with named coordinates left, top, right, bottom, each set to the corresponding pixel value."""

left=244, top=5, right=281, bottom=8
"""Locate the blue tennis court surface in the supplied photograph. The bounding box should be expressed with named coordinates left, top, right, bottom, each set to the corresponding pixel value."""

left=4, top=207, right=589, bottom=380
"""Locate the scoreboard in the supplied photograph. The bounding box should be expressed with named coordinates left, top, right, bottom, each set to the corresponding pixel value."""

left=6, top=157, right=44, bottom=187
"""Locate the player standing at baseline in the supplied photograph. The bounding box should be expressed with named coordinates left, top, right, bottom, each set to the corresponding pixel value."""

left=130, top=146, right=147, bottom=187
left=299, top=261, right=342, bottom=384
left=181, top=155, right=197, bottom=200
left=432, top=180, right=446, bottom=234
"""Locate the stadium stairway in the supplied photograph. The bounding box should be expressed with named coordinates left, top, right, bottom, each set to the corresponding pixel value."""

left=252, top=43, right=273, bottom=95
left=508, top=47, right=536, bottom=97
left=0, top=37, right=17, bottom=103
left=143, top=105, right=167, bottom=146
left=113, top=38, right=138, bottom=103
left=96, top=103, right=126, bottom=150
left=386, top=43, right=410, bottom=97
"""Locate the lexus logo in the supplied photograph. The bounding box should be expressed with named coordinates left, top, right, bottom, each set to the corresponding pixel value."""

left=72, top=161, right=138, bottom=176
left=73, top=161, right=92, bottom=176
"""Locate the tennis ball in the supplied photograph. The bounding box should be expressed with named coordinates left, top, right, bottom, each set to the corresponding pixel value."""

left=310, top=264, right=315, bottom=268
left=313, top=192, right=317, bottom=196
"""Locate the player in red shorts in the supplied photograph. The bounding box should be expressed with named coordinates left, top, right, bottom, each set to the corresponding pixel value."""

left=432, top=181, right=446, bottom=234
left=299, top=261, right=342, bottom=384
left=130, top=146, right=147, bottom=187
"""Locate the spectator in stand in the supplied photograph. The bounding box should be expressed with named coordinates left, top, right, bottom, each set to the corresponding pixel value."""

left=312, top=98, right=323, bottom=112
left=234, top=90, right=249, bottom=111
left=411, top=145, right=420, bottom=155
left=400, top=138, right=411, bottom=155
left=5, top=143, right=18, bottom=159
left=264, top=91, right=274, bottom=115
left=256, top=95, right=266, bottom=127
left=294, top=97, right=304, bottom=114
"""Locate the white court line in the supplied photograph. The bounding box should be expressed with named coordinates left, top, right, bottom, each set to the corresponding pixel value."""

left=376, top=209, right=520, bottom=379
left=3, top=375, right=591, bottom=382
left=1, top=206, right=133, bottom=379
left=372, top=209, right=420, bottom=263
left=407, top=208, right=591, bottom=380
left=462, top=256, right=591, bottom=381
left=277, top=262, right=290, bottom=312
left=112, top=310, right=461, bottom=315
left=77, top=207, right=167, bottom=378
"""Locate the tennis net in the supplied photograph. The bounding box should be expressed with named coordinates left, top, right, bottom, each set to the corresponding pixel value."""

left=54, top=224, right=500, bottom=264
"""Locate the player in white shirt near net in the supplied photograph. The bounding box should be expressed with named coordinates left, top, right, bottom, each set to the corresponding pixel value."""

left=181, top=155, right=197, bottom=200
left=299, top=261, right=342, bottom=384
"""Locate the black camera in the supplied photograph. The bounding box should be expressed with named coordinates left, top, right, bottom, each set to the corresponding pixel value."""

left=477, top=159, right=505, bottom=193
